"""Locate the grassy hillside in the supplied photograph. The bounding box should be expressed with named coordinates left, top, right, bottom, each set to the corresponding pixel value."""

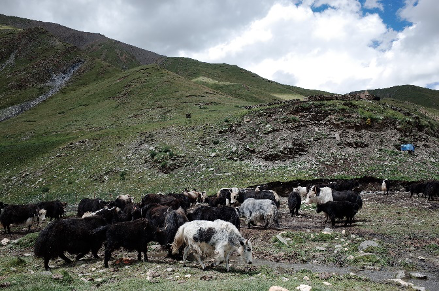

left=159, top=57, right=329, bottom=103
left=356, top=85, right=439, bottom=110
left=0, top=62, right=256, bottom=203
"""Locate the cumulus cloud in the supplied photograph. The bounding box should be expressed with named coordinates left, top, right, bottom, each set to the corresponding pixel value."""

left=1, top=0, right=438, bottom=93
left=364, top=0, right=384, bottom=11
left=182, top=0, right=438, bottom=93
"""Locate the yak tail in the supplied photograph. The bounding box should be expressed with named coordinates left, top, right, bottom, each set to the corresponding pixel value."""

left=171, top=224, right=185, bottom=255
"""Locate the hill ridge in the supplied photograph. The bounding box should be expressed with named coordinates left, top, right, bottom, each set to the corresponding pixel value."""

left=0, top=14, right=163, bottom=65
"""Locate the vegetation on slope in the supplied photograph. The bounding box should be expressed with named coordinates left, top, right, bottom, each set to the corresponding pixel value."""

left=354, top=85, right=439, bottom=110
left=159, top=57, right=329, bottom=103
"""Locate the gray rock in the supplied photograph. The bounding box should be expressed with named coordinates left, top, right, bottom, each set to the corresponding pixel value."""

left=358, top=240, right=378, bottom=251
left=396, top=270, right=409, bottom=279
left=410, top=272, right=427, bottom=279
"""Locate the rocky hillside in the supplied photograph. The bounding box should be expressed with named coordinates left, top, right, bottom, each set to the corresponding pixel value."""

left=0, top=14, right=163, bottom=68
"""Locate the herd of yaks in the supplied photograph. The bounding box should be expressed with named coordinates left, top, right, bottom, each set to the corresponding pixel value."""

left=0, top=179, right=438, bottom=271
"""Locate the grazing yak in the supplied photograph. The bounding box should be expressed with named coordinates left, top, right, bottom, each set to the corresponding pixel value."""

left=381, top=179, right=389, bottom=195
left=0, top=204, right=46, bottom=234
left=99, top=218, right=157, bottom=268
left=287, top=190, right=301, bottom=217
left=142, top=205, right=188, bottom=249
left=238, top=198, right=279, bottom=229
left=406, top=182, right=427, bottom=198
left=140, top=193, right=190, bottom=211
left=233, top=187, right=280, bottom=208
left=171, top=219, right=253, bottom=271
left=292, top=186, right=309, bottom=200
left=304, top=186, right=362, bottom=208
left=34, top=216, right=108, bottom=270
left=187, top=205, right=240, bottom=230
left=304, top=186, right=362, bottom=223
left=82, top=206, right=121, bottom=224
left=316, top=201, right=359, bottom=227
left=38, top=200, right=66, bottom=220
left=77, top=198, right=109, bottom=217
left=424, top=181, right=439, bottom=201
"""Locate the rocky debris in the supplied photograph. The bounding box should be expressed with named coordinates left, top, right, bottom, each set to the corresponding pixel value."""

left=0, top=60, right=83, bottom=122
left=1, top=238, right=9, bottom=246
left=410, top=272, right=428, bottom=279
left=389, top=278, right=425, bottom=291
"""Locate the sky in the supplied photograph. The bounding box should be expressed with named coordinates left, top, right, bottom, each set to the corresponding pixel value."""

left=1, top=0, right=439, bottom=94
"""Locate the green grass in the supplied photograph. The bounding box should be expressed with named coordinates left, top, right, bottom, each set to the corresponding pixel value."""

left=160, top=57, right=329, bottom=103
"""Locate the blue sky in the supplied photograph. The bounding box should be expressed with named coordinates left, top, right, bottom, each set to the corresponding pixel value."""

left=363, top=0, right=413, bottom=30
left=1, top=0, right=438, bottom=93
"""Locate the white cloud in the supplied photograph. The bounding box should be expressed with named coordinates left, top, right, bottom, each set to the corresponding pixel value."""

left=364, top=0, right=384, bottom=11
left=1, top=0, right=438, bottom=94
left=181, top=0, right=438, bottom=93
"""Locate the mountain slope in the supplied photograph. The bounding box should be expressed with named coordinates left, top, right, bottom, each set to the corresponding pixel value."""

left=160, top=57, right=329, bottom=103
left=0, top=26, right=84, bottom=110
left=0, top=15, right=437, bottom=205
left=354, top=85, right=439, bottom=110
left=0, top=14, right=163, bottom=69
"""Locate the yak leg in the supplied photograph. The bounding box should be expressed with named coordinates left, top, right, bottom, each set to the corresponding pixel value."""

left=59, top=253, right=72, bottom=264
left=44, top=257, right=51, bottom=271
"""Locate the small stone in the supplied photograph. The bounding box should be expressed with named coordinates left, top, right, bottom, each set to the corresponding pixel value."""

left=323, top=281, right=332, bottom=286
left=184, top=274, right=191, bottom=278
left=296, top=284, right=312, bottom=291
left=269, top=285, right=288, bottom=291
left=1, top=238, right=10, bottom=246
left=166, top=267, right=174, bottom=272
left=358, top=240, right=378, bottom=251
left=303, top=276, right=309, bottom=281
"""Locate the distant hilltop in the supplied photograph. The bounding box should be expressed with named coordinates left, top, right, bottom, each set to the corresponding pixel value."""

left=307, top=91, right=379, bottom=101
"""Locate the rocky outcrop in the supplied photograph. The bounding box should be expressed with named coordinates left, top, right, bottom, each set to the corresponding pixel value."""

left=0, top=61, right=83, bottom=121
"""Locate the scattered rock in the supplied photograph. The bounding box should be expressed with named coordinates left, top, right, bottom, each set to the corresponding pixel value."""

left=303, top=276, right=309, bottom=281
left=396, top=270, right=409, bottom=279
left=52, top=274, right=63, bottom=280
left=323, top=281, right=332, bottom=286
left=1, top=238, right=9, bottom=246
left=322, top=228, right=332, bottom=234
left=358, top=240, right=378, bottom=251
left=269, top=285, right=288, bottom=291
left=410, top=272, right=427, bottom=279
left=165, top=267, right=174, bottom=272
left=276, top=233, right=289, bottom=246
left=296, top=284, right=312, bottom=291
left=389, top=278, right=425, bottom=290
